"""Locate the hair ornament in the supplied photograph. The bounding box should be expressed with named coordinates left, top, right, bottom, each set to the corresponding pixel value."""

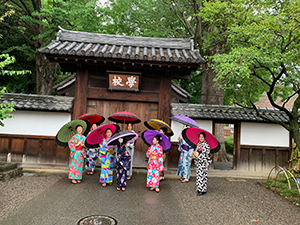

left=118, top=138, right=123, bottom=143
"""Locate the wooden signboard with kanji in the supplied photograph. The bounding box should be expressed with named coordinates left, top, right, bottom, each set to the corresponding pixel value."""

left=108, top=71, right=140, bottom=92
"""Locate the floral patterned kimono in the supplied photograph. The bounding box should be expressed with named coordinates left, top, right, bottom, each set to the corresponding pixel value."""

left=194, top=141, right=212, bottom=193
left=177, top=137, right=194, bottom=179
left=146, top=144, right=164, bottom=188
left=68, top=133, right=86, bottom=180
left=98, top=138, right=117, bottom=184
left=85, top=147, right=99, bottom=172
left=116, top=146, right=131, bottom=189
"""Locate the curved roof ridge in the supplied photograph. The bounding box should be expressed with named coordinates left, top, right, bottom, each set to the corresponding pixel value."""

left=57, top=26, right=194, bottom=50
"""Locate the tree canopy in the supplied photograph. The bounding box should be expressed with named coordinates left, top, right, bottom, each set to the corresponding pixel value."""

left=202, top=0, right=300, bottom=146
left=0, top=0, right=104, bottom=94
left=0, top=11, right=30, bottom=126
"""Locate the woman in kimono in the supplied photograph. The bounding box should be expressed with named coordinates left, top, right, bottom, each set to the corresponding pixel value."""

left=116, top=138, right=131, bottom=191
left=98, top=128, right=117, bottom=187
left=126, top=123, right=135, bottom=180
left=68, top=125, right=86, bottom=184
left=85, top=123, right=99, bottom=175
left=193, top=132, right=212, bottom=196
left=177, top=136, right=194, bottom=183
left=146, top=134, right=164, bottom=193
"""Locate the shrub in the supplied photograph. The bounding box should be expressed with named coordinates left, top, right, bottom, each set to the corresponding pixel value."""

left=225, top=135, right=234, bottom=155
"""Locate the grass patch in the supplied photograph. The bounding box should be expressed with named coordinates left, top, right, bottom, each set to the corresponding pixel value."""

left=259, top=174, right=300, bottom=206
left=225, top=135, right=234, bottom=155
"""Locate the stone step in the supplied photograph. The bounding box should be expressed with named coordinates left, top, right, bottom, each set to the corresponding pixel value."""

left=0, top=167, right=23, bottom=182
left=0, top=162, right=18, bottom=172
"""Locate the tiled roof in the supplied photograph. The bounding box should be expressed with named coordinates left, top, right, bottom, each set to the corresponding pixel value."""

left=53, top=74, right=76, bottom=91
left=171, top=82, right=191, bottom=99
left=0, top=93, right=74, bottom=112
left=171, top=103, right=296, bottom=123
left=38, top=26, right=205, bottom=64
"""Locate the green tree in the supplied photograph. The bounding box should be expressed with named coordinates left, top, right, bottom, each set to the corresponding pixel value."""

left=203, top=0, right=300, bottom=148
left=0, top=0, right=103, bottom=95
left=0, top=11, right=30, bottom=126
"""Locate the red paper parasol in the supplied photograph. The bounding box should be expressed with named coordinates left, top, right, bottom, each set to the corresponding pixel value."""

left=108, top=111, right=141, bottom=124
left=78, top=113, right=105, bottom=125
left=85, top=124, right=120, bottom=148
left=182, top=127, right=220, bottom=153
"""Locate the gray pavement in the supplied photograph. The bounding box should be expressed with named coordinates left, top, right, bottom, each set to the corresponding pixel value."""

left=1, top=168, right=300, bottom=225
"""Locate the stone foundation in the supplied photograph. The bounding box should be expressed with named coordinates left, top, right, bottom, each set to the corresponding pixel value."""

left=0, top=162, right=23, bottom=182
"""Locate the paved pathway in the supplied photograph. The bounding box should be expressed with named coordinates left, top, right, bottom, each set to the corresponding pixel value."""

left=1, top=169, right=299, bottom=225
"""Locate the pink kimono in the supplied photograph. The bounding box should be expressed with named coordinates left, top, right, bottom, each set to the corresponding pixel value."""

left=146, top=144, right=164, bottom=188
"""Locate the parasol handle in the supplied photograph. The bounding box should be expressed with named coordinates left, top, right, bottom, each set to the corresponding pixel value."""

left=69, top=127, right=76, bottom=135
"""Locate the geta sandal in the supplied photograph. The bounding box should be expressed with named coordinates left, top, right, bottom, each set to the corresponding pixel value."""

left=181, top=179, right=189, bottom=183
left=155, top=188, right=160, bottom=193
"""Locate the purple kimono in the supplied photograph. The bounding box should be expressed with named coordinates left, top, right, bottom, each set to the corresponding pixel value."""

left=116, top=146, right=131, bottom=189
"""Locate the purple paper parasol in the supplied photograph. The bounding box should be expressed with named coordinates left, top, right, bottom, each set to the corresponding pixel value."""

left=170, top=115, right=199, bottom=128
left=141, top=130, right=172, bottom=152
left=106, top=131, right=138, bottom=148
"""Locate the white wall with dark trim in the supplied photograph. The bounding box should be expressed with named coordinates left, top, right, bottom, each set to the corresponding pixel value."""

left=0, top=110, right=71, bottom=136
left=240, top=122, right=289, bottom=147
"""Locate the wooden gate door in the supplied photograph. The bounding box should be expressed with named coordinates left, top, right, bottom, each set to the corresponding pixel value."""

left=87, top=100, right=158, bottom=167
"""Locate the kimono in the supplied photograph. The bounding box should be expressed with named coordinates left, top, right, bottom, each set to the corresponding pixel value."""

left=116, top=146, right=131, bottom=188
left=194, top=141, right=212, bottom=193
left=68, top=133, right=86, bottom=180
left=85, top=147, right=99, bottom=172
left=98, top=138, right=117, bottom=184
left=126, top=139, right=134, bottom=177
left=85, top=131, right=99, bottom=172
left=177, top=138, right=194, bottom=179
left=146, top=144, right=164, bottom=188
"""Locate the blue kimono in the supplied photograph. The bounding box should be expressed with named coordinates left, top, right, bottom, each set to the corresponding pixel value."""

left=116, top=146, right=131, bottom=188
left=177, top=138, right=194, bottom=179
left=98, top=138, right=117, bottom=184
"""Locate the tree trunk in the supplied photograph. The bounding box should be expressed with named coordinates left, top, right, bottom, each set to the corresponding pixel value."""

left=36, top=52, right=57, bottom=95
left=201, top=58, right=229, bottom=162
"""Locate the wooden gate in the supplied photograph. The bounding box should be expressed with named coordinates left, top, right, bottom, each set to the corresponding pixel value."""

left=87, top=100, right=158, bottom=167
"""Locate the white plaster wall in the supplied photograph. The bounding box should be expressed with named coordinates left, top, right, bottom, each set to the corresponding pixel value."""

left=0, top=110, right=71, bottom=136
left=194, top=120, right=213, bottom=133
left=240, top=122, right=289, bottom=147
left=171, top=119, right=213, bottom=142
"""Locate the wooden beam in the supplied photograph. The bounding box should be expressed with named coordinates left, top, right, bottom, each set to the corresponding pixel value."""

left=73, top=67, right=88, bottom=119
left=87, top=88, right=159, bottom=103
left=233, top=122, right=241, bottom=170
left=158, top=70, right=171, bottom=124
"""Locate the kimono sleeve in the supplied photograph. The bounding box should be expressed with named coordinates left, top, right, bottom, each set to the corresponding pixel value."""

left=68, top=135, right=77, bottom=159
left=157, top=145, right=164, bottom=171
left=99, top=138, right=107, bottom=155
left=178, top=138, right=184, bottom=152
left=146, top=146, right=152, bottom=158
left=187, top=144, right=194, bottom=158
